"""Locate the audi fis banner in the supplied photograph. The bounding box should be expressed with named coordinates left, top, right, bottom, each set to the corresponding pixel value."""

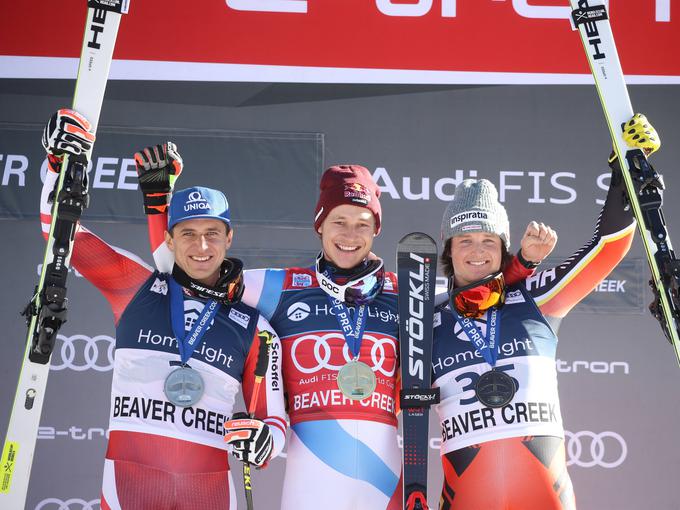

left=1, top=1, right=679, bottom=84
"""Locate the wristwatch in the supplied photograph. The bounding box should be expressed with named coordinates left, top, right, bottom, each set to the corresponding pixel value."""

left=517, top=251, right=541, bottom=269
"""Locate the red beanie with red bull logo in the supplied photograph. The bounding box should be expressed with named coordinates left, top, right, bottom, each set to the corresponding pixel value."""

left=313, top=165, right=382, bottom=234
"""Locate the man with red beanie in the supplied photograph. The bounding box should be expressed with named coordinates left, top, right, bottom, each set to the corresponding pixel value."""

left=143, top=161, right=551, bottom=509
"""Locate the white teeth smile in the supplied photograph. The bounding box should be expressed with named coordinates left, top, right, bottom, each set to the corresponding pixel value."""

left=468, top=261, right=487, bottom=266
left=337, top=244, right=359, bottom=252
left=191, top=256, right=210, bottom=262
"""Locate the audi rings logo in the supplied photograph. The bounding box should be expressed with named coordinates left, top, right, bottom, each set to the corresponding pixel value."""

left=36, top=498, right=100, bottom=510
left=287, top=302, right=311, bottom=322
left=290, top=332, right=397, bottom=376
left=50, top=334, right=115, bottom=372
left=565, top=430, right=627, bottom=469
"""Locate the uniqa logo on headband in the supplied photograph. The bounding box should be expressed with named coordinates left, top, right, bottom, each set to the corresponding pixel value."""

left=184, top=191, right=212, bottom=212
left=450, top=211, right=488, bottom=228
left=344, top=182, right=370, bottom=205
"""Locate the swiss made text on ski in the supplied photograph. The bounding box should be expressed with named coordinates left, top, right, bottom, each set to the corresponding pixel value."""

left=569, top=1, right=680, bottom=366
left=398, top=233, right=440, bottom=510
left=0, top=1, right=129, bottom=507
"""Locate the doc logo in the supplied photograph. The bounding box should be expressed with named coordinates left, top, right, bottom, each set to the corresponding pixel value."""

left=184, top=190, right=212, bottom=212
left=287, top=302, right=310, bottom=322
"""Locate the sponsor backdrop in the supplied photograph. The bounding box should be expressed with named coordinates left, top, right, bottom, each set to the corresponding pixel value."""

left=1, top=3, right=680, bottom=510
left=2, top=81, right=679, bottom=510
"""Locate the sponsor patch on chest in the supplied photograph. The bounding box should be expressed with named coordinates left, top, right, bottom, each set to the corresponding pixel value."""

left=433, top=311, right=442, bottom=328
left=292, top=273, right=313, bottom=288
left=505, top=289, right=525, bottom=304
left=229, top=308, right=251, bottom=329
left=150, top=278, right=168, bottom=295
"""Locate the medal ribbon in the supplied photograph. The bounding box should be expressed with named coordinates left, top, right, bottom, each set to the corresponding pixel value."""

left=169, top=277, right=221, bottom=364
left=452, top=307, right=501, bottom=367
left=327, top=296, right=368, bottom=359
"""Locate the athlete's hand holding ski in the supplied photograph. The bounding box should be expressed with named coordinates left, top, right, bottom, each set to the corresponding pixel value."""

left=1, top=3, right=128, bottom=505
left=224, top=414, right=274, bottom=467
left=42, top=108, right=96, bottom=173
left=570, top=0, right=680, bottom=364
left=621, top=114, right=660, bottom=157
left=134, top=142, right=184, bottom=214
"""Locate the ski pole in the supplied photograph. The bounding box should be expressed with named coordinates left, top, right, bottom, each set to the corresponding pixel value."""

left=242, top=329, right=273, bottom=510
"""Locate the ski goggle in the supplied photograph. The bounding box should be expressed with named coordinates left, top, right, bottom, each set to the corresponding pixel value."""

left=213, top=258, right=245, bottom=305
left=315, top=252, right=385, bottom=305
left=449, top=271, right=505, bottom=318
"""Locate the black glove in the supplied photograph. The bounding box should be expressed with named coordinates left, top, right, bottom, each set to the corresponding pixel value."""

left=42, top=109, right=96, bottom=171
left=134, top=142, right=183, bottom=214
left=224, top=412, right=274, bottom=467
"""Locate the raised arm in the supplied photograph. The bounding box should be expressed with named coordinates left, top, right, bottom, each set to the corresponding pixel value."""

left=134, top=142, right=184, bottom=273
left=528, top=114, right=660, bottom=318
left=41, top=109, right=153, bottom=324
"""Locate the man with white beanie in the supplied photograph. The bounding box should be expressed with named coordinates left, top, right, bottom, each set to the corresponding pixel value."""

left=432, top=114, right=660, bottom=510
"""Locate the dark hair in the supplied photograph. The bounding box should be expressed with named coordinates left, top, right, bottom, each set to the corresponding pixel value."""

left=440, top=238, right=513, bottom=280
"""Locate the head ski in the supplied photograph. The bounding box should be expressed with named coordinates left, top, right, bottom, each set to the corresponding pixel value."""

left=0, top=2, right=130, bottom=507
left=569, top=0, right=680, bottom=365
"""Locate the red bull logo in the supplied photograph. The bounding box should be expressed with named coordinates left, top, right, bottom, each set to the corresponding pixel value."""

left=344, top=182, right=370, bottom=204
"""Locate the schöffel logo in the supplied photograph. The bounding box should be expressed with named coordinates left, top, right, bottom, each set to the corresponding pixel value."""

left=184, top=191, right=212, bottom=212
left=450, top=211, right=488, bottom=228
left=344, top=182, right=370, bottom=205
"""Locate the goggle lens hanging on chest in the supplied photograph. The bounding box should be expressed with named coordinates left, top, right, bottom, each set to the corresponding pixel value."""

left=449, top=272, right=506, bottom=318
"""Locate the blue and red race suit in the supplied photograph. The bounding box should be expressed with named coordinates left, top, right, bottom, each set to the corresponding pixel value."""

left=40, top=170, right=287, bottom=510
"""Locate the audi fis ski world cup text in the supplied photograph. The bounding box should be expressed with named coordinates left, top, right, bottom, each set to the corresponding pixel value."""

left=0, top=154, right=628, bottom=207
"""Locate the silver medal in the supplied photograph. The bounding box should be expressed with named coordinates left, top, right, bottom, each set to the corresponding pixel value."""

left=164, top=366, right=205, bottom=407
left=337, top=360, right=377, bottom=400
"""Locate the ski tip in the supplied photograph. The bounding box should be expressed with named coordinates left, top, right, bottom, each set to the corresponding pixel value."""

left=398, top=232, right=436, bottom=245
